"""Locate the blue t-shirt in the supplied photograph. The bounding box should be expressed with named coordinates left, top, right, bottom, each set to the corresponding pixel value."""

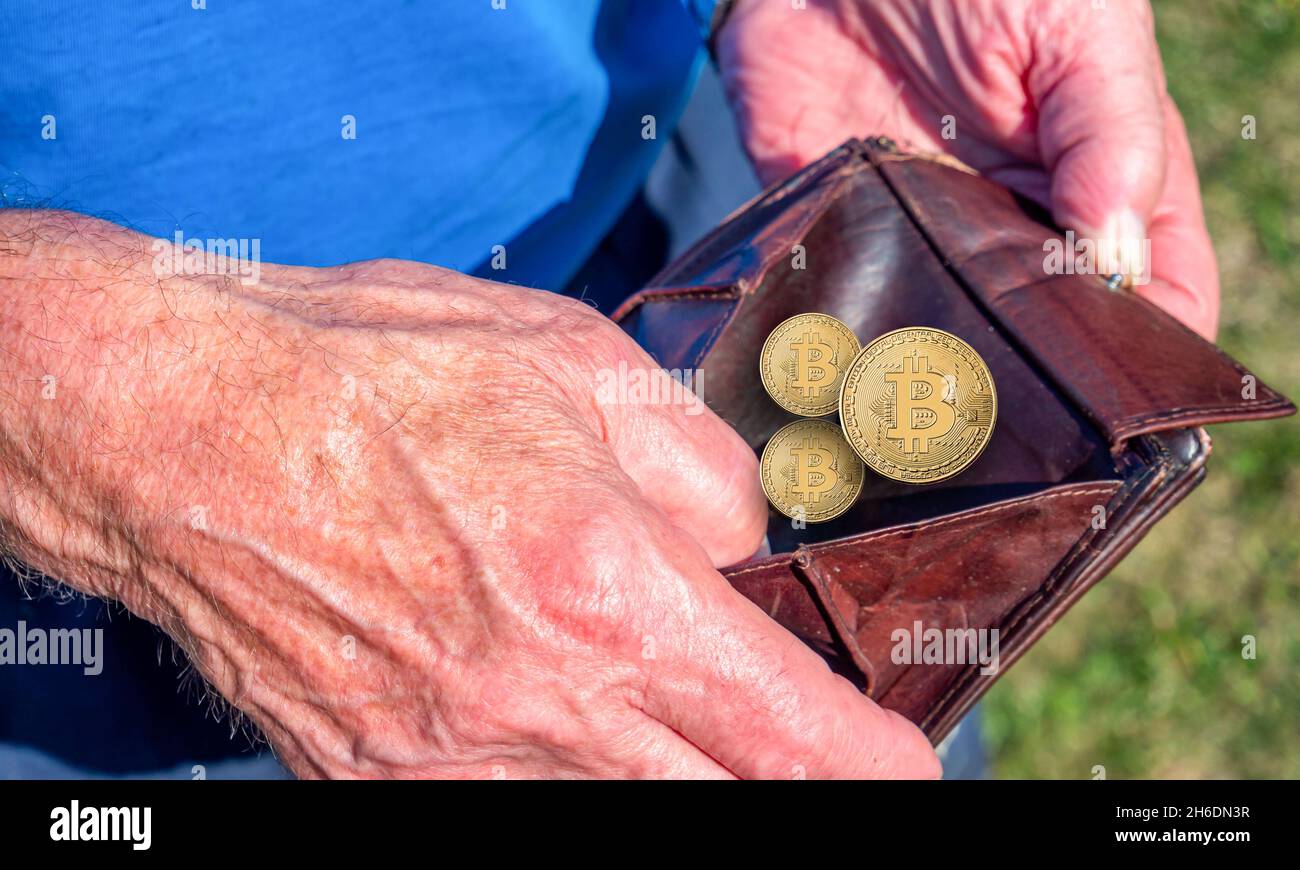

left=0, top=0, right=713, bottom=775
left=0, top=0, right=709, bottom=291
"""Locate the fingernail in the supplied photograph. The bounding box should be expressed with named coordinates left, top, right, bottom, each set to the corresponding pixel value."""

left=1096, top=209, right=1150, bottom=286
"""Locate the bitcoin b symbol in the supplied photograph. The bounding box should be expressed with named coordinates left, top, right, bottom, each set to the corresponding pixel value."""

left=886, top=352, right=957, bottom=454
left=789, top=331, right=839, bottom=399
left=839, top=327, right=997, bottom=484
left=761, top=314, right=860, bottom=417
left=790, top=435, right=838, bottom=504
left=761, top=419, right=864, bottom=522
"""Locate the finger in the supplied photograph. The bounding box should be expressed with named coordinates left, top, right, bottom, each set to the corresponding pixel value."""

left=575, top=320, right=768, bottom=569
left=1138, top=96, right=1220, bottom=339
left=604, top=379, right=768, bottom=569
left=610, top=714, right=739, bottom=780
left=444, top=721, right=737, bottom=780
left=444, top=741, right=735, bottom=780
left=1032, top=1, right=1167, bottom=283
left=716, top=0, right=885, bottom=186
left=637, top=546, right=941, bottom=779
left=412, top=275, right=767, bottom=569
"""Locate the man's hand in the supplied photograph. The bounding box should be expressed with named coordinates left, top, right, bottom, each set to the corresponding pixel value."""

left=719, top=0, right=1219, bottom=339
left=0, top=210, right=939, bottom=779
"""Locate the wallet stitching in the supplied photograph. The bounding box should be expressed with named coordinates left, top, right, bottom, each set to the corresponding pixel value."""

left=1114, top=398, right=1293, bottom=429
left=727, top=484, right=1120, bottom=580
left=691, top=298, right=742, bottom=370
left=993, top=278, right=1293, bottom=432
left=818, top=485, right=1117, bottom=551
left=614, top=285, right=738, bottom=321
left=654, top=147, right=856, bottom=284
left=918, top=471, right=1150, bottom=722
left=1007, top=476, right=1144, bottom=623
left=925, top=447, right=1170, bottom=728
left=749, top=482, right=1121, bottom=710
left=875, top=157, right=1293, bottom=441
left=638, top=289, right=738, bottom=303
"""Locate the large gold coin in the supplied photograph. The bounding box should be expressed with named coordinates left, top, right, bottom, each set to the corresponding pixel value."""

left=760, top=419, right=865, bottom=523
left=759, top=313, right=861, bottom=417
left=839, top=327, right=997, bottom=484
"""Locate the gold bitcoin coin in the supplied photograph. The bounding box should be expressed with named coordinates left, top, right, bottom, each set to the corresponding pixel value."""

left=759, top=313, right=861, bottom=417
left=839, top=327, right=997, bottom=484
left=760, top=419, right=865, bottom=523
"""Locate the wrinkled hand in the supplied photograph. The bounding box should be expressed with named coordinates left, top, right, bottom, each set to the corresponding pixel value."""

left=719, top=0, right=1219, bottom=338
left=0, top=213, right=939, bottom=779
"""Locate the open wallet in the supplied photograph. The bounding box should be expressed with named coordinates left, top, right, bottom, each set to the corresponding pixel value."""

left=612, top=137, right=1295, bottom=745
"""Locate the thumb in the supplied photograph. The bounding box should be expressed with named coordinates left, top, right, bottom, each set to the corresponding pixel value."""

left=1030, top=2, right=1167, bottom=282
left=606, top=377, right=768, bottom=569
left=577, top=324, right=768, bottom=569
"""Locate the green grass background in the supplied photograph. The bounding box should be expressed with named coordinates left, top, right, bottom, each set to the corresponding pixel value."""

left=984, top=0, right=1300, bottom=779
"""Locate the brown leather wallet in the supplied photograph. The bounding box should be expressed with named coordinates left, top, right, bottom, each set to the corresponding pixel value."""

left=613, top=138, right=1295, bottom=745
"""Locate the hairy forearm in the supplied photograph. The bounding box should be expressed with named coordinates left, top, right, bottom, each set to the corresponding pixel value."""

left=0, top=211, right=476, bottom=768
left=1, top=211, right=187, bottom=596
left=0, top=211, right=333, bottom=749
left=0, top=210, right=296, bottom=644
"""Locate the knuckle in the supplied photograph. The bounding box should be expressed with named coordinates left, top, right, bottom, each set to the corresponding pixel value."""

left=549, top=507, right=694, bottom=656
left=553, top=513, right=644, bottom=628
left=545, top=300, right=640, bottom=368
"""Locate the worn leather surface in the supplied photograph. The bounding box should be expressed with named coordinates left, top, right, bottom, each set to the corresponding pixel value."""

left=614, top=139, right=1295, bottom=744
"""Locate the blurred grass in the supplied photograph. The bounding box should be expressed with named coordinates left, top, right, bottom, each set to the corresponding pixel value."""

left=984, top=0, right=1300, bottom=779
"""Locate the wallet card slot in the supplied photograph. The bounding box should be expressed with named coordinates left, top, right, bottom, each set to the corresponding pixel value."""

left=724, top=481, right=1124, bottom=713
left=869, top=144, right=1295, bottom=445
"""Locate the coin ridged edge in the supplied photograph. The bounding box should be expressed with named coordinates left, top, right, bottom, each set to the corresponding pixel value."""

left=760, top=419, right=865, bottom=522
left=837, top=326, right=998, bottom=485
left=758, top=313, right=861, bottom=418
